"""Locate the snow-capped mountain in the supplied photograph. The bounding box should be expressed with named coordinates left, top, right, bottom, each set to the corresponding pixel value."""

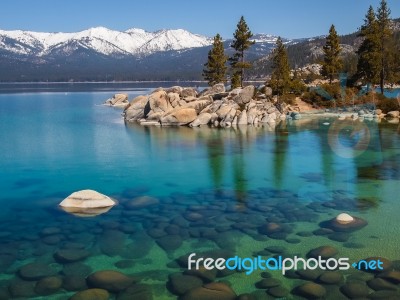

left=0, top=26, right=213, bottom=57
left=0, top=26, right=302, bottom=82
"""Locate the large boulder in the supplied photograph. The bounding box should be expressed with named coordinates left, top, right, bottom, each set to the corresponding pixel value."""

left=181, top=88, right=198, bottom=98
left=200, top=83, right=226, bottom=96
left=168, top=92, right=181, bottom=108
left=148, top=90, right=171, bottom=113
left=233, top=85, right=255, bottom=106
left=161, top=108, right=197, bottom=125
left=59, top=190, right=116, bottom=217
left=124, top=95, right=149, bottom=122
left=104, top=94, right=129, bottom=108
left=190, top=113, right=212, bottom=127
left=237, top=110, right=248, bottom=125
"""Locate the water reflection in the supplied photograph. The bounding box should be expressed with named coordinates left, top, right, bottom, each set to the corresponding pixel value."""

left=125, top=117, right=389, bottom=209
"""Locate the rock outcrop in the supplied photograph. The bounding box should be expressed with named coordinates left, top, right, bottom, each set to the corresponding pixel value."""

left=104, top=94, right=129, bottom=108
left=118, top=84, right=297, bottom=127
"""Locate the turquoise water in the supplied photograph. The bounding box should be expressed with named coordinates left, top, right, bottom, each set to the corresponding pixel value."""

left=0, top=90, right=400, bottom=299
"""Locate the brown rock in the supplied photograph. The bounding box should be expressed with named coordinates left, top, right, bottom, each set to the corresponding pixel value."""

left=86, top=270, right=135, bottom=292
left=70, top=288, right=109, bottom=300
left=34, top=276, right=62, bottom=295
left=295, top=282, right=326, bottom=299
left=180, top=282, right=236, bottom=300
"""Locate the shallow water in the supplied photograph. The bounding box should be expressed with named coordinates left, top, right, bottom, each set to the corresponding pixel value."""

left=0, top=90, right=400, bottom=299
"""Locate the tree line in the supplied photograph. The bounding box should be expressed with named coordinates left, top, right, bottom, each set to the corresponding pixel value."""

left=203, top=0, right=400, bottom=99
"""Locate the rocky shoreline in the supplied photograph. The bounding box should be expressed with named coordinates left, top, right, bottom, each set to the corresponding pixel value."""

left=105, top=84, right=301, bottom=127
left=104, top=84, right=400, bottom=126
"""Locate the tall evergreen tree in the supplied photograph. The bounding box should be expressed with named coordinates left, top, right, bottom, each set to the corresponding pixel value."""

left=230, top=16, right=255, bottom=87
left=322, top=25, right=343, bottom=83
left=356, top=6, right=380, bottom=84
left=376, top=0, right=393, bottom=93
left=203, top=33, right=228, bottom=86
left=269, top=37, right=291, bottom=95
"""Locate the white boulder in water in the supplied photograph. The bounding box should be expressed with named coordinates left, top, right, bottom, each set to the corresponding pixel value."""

left=335, top=213, right=354, bottom=225
left=59, top=190, right=116, bottom=217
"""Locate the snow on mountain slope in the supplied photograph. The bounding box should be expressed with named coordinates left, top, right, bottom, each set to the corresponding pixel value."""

left=0, top=27, right=212, bottom=57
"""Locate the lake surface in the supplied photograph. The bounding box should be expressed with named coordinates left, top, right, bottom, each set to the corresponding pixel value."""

left=0, top=88, right=400, bottom=299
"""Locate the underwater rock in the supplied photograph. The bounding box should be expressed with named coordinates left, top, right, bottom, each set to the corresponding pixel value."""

left=59, top=190, right=116, bottom=217
left=63, top=275, right=88, bottom=291
left=368, top=290, right=399, bottom=299
left=268, top=286, right=289, bottom=298
left=294, top=282, right=326, bottom=299
left=18, top=262, right=57, bottom=281
left=8, top=280, right=36, bottom=298
left=116, top=284, right=153, bottom=300
left=125, top=196, right=159, bottom=209
left=378, top=270, right=400, bottom=283
left=367, top=278, right=397, bottom=291
left=168, top=273, right=203, bottom=295
left=319, top=215, right=367, bottom=232
left=99, top=230, right=125, bottom=257
left=296, top=269, right=323, bottom=281
left=54, top=249, right=90, bottom=263
left=318, top=272, right=343, bottom=284
left=86, top=270, right=136, bottom=292
left=255, top=278, right=281, bottom=289
left=328, top=232, right=350, bottom=242
left=70, top=288, right=109, bottom=300
left=156, top=235, right=182, bottom=252
left=340, top=282, right=370, bottom=298
left=180, top=282, right=236, bottom=300
left=307, top=246, right=338, bottom=259
left=34, top=276, right=62, bottom=295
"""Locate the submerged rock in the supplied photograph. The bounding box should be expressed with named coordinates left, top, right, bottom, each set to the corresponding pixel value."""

left=319, top=215, right=367, bottom=232
left=59, top=190, right=116, bottom=217
left=34, top=276, right=62, bottom=295
left=340, top=282, right=370, bottom=298
left=294, top=282, right=326, bottom=298
left=19, top=263, right=57, bottom=281
left=86, top=270, right=136, bottom=292
left=180, top=282, right=236, bottom=300
left=125, top=196, right=159, bottom=209
left=70, top=288, right=109, bottom=300
left=307, top=246, right=338, bottom=259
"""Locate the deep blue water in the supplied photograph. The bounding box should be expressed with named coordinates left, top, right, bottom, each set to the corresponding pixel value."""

left=0, top=89, right=400, bottom=299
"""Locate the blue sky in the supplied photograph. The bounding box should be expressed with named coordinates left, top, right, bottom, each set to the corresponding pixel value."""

left=0, top=0, right=399, bottom=39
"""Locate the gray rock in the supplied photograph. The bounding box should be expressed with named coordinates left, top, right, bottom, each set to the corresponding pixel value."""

left=201, top=83, right=226, bottom=96
left=181, top=88, right=198, bottom=98
left=233, top=85, right=255, bottom=106
left=123, top=95, right=149, bottom=122
left=264, top=87, right=273, bottom=97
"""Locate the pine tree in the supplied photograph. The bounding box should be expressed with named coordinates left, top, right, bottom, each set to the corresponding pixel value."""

left=202, top=33, right=228, bottom=86
left=356, top=6, right=380, bottom=84
left=376, top=0, right=393, bottom=93
left=230, top=16, right=255, bottom=87
left=321, top=25, right=343, bottom=83
left=269, top=37, right=291, bottom=95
